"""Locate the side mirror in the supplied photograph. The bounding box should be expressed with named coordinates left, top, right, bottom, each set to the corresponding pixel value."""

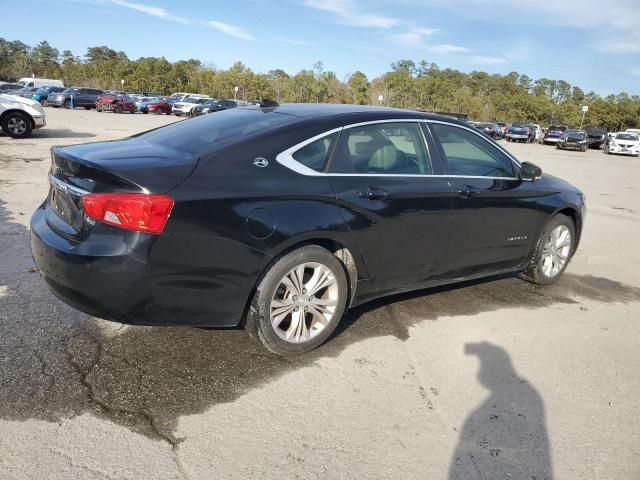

left=520, top=161, right=542, bottom=181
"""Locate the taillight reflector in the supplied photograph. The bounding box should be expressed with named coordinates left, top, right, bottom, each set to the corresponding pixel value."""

left=82, top=193, right=174, bottom=234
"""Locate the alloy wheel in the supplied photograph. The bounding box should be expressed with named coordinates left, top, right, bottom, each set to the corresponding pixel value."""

left=270, top=262, right=339, bottom=343
left=540, top=225, right=571, bottom=278
left=7, top=116, right=27, bottom=135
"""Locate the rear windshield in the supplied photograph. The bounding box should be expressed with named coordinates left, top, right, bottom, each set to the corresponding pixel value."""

left=136, top=108, right=299, bottom=155
left=548, top=125, right=566, bottom=132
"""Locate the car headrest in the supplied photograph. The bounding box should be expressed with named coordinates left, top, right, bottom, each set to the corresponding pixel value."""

left=368, top=145, right=399, bottom=172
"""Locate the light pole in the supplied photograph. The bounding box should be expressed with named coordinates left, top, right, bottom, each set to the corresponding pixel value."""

left=579, top=105, right=588, bottom=129
left=234, top=85, right=239, bottom=101
left=121, top=79, right=124, bottom=92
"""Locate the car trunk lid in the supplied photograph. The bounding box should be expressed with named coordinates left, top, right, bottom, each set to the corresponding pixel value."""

left=46, top=138, right=198, bottom=241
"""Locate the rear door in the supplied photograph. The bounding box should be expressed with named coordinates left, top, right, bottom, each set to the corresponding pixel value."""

left=327, top=120, right=452, bottom=291
left=428, top=122, right=539, bottom=277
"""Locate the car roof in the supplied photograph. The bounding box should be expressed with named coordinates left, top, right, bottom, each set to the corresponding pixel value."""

left=242, top=103, right=467, bottom=125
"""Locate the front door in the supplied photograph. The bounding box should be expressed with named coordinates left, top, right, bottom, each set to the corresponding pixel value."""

left=428, top=122, right=539, bottom=277
left=327, top=121, right=452, bottom=292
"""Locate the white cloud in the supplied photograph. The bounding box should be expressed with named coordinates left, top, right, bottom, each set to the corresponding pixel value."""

left=389, top=27, right=439, bottom=49
left=272, top=37, right=315, bottom=47
left=303, top=0, right=399, bottom=28
left=630, top=68, right=640, bottom=77
left=110, top=0, right=190, bottom=24
left=429, top=44, right=470, bottom=54
left=208, top=21, right=256, bottom=41
left=469, top=55, right=507, bottom=65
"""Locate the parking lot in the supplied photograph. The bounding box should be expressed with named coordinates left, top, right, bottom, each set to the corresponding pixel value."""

left=1, top=108, right=639, bottom=479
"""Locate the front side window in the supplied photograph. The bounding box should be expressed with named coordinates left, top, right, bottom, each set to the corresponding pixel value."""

left=292, top=132, right=339, bottom=172
left=331, top=122, right=432, bottom=175
left=430, top=123, right=515, bottom=178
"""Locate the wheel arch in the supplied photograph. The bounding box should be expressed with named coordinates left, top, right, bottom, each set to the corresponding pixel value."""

left=240, top=236, right=361, bottom=328
left=548, top=205, right=583, bottom=252
left=0, top=109, right=35, bottom=130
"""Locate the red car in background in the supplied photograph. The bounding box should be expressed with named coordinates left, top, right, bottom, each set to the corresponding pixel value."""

left=144, top=99, right=171, bottom=115
left=96, top=93, right=137, bottom=113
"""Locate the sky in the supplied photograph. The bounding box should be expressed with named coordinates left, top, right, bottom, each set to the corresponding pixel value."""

left=2, top=0, right=640, bottom=95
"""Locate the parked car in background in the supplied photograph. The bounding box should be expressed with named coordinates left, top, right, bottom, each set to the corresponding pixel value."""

left=606, top=132, right=640, bottom=156
left=543, top=125, right=567, bottom=145
left=557, top=129, right=588, bottom=152
left=625, top=129, right=640, bottom=137
left=144, top=99, right=172, bottom=115
left=9, top=87, right=40, bottom=98
left=585, top=126, right=607, bottom=149
left=192, top=99, right=237, bottom=116
left=32, top=86, right=65, bottom=106
left=0, top=93, right=46, bottom=138
left=506, top=123, right=530, bottom=142
left=166, top=92, right=208, bottom=107
left=496, top=122, right=509, bottom=137
left=474, top=122, right=503, bottom=139
left=0, top=83, right=23, bottom=93
left=47, top=87, right=104, bottom=109
left=172, top=96, right=210, bottom=116
left=17, top=77, right=64, bottom=89
left=96, top=93, right=137, bottom=113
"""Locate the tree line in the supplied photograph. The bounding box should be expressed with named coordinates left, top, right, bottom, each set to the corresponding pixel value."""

left=1, top=38, right=639, bottom=130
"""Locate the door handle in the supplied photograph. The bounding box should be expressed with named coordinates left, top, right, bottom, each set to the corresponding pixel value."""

left=457, top=185, right=481, bottom=198
left=357, top=187, right=389, bottom=200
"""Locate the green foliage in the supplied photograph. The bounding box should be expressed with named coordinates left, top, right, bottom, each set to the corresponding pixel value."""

left=0, top=37, right=638, bottom=129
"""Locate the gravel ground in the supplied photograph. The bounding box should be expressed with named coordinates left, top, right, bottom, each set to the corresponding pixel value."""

left=1, top=108, right=639, bottom=479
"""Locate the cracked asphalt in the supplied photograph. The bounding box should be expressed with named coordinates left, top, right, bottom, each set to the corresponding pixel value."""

left=1, top=109, right=640, bottom=479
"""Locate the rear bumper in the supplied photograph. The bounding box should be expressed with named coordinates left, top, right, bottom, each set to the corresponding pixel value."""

left=543, top=137, right=560, bottom=143
left=47, top=97, right=66, bottom=106
left=30, top=205, right=255, bottom=327
left=507, top=134, right=528, bottom=139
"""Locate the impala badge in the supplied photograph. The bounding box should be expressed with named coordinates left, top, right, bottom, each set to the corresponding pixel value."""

left=253, top=157, right=269, bottom=168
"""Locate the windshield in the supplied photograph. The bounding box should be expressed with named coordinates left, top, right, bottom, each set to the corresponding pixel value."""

left=136, top=108, right=299, bottom=155
left=615, top=133, right=639, bottom=141
left=566, top=131, right=586, bottom=138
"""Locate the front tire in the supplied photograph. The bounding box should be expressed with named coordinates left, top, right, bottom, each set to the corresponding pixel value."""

left=40, top=98, right=48, bottom=107
left=1, top=111, right=33, bottom=138
left=245, top=245, right=349, bottom=355
left=520, top=214, right=575, bottom=285
left=64, top=99, right=72, bottom=109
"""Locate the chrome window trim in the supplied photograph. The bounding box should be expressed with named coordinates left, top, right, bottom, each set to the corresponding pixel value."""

left=48, top=173, right=90, bottom=196
left=276, top=118, right=522, bottom=178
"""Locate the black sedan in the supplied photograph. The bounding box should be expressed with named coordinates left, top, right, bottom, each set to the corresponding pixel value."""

left=557, top=129, right=588, bottom=152
left=585, top=126, right=607, bottom=149
left=31, top=104, right=586, bottom=355
left=191, top=99, right=237, bottom=116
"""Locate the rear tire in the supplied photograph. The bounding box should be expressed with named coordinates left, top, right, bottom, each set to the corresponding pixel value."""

left=520, top=214, right=575, bottom=285
left=245, top=245, right=349, bottom=355
left=40, top=98, right=48, bottom=107
left=64, top=99, right=72, bottom=109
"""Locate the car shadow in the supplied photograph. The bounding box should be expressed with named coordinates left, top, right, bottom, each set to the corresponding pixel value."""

left=449, top=342, right=552, bottom=480
left=1, top=198, right=640, bottom=444
left=30, top=128, right=96, bottom=139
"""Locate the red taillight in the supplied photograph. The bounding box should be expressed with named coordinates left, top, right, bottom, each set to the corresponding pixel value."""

left=82, top=193, right=174, bottom=234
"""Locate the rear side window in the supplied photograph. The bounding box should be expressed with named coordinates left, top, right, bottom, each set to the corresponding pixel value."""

left=292, top=133, right=339, bottom=172
left=331, top=122, right=432, bottom=175
left=137, top=108, right=299, bottom=155
left=430, top=123, right=514, bottom=178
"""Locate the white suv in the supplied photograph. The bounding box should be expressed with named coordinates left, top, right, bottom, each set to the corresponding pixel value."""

left=0, top=93, right=46, bottom=138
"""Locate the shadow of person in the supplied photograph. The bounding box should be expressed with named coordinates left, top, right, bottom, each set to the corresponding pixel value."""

left=449, top=342, right=553, bottom=480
